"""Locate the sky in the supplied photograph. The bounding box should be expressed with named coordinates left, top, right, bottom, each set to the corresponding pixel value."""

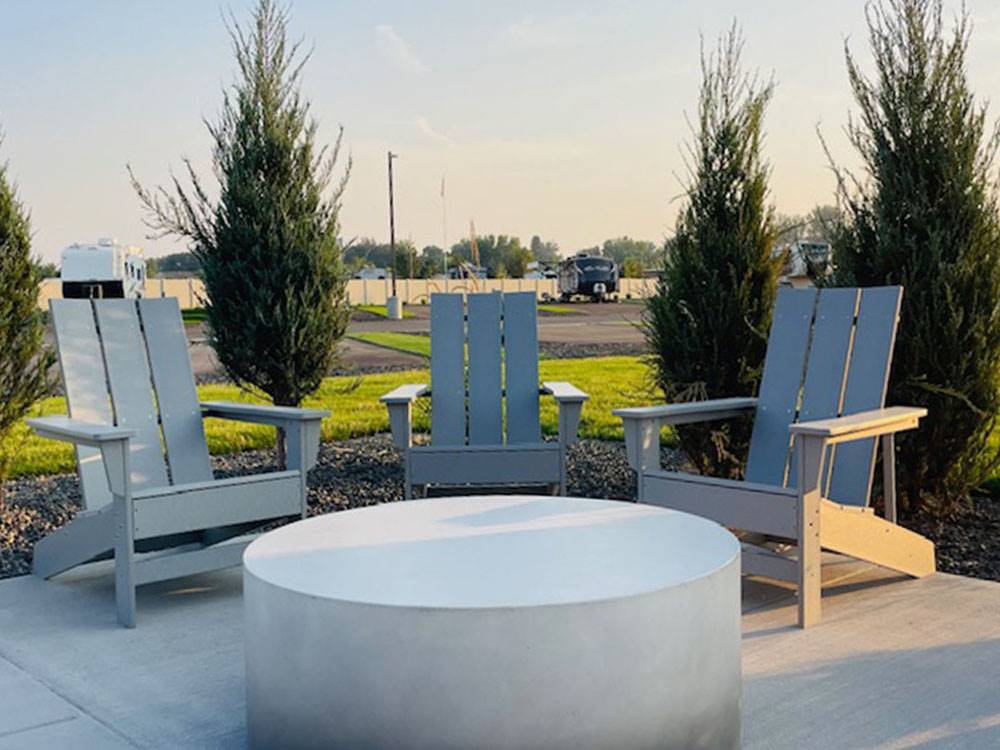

left=3, top=1, right=1000, bottom=263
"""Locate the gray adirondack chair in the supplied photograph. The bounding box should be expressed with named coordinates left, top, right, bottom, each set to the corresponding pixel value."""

left=381, top=292, right=588, bottom=498
left=28, top=298, right=327, bottom=627
left=615, top=286, right=935, bottom=628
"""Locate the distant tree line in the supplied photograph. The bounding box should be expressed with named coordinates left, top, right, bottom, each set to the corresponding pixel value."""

left=343, top=233, right=662, bottom=279
left=773, top=205, right=841, bottom=246
left=28, top=207, right=849, bottom=284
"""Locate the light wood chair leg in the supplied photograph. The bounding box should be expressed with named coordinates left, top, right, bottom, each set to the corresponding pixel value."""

left=796, top=435, right=825, bottom=628
left=882, top=433, right=897, bottom=524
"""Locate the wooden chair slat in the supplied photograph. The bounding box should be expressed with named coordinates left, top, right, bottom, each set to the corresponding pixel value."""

left=503, top=293, right=541, bottom=445
left=790, top=288, right=860, bottom=491
left=467, top=294, right=503, bottom=445
left=93, top=300, right=169, bottom=491
left=746, top=288, right=818, bottom=487
left=50, top=300, right=114, bottom=510
left=430, top=294, right=466, bottom=446
left=828, top=286, right=902, bottom=506
left=139, top=298, right=213, bottom=485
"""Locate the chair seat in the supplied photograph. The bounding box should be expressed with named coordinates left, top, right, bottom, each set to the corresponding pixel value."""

left=133, top=469, right=300, bottom=499
left=641, top=470, right=799, bottom=539
left=132, top=470, right=302, bottom=540
left=410, top=443, right=560, bottom=487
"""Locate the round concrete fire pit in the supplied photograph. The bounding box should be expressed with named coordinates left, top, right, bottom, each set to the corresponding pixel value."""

left=244, top=495, right=741, bottom=749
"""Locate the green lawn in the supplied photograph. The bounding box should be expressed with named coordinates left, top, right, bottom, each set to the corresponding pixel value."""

left=8, top=356, right=664, bottom=478
left=347, top=331, right=431, bottom=358
left=12, top=349, right=1000, bottom=495
left=353, top=304, right=414, bottom=319
left=181, top=307, right=208, bottom=324
left=537, top=304, right=578, bottom=315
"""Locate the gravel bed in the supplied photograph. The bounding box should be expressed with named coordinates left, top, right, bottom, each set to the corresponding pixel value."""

left=1, top=474, right=82, bottom=578
left=2, top=437, right=997, bottom=584
left=0, top=437, right=683, bottom=580
left=906, top=497, right=1000, bottom=580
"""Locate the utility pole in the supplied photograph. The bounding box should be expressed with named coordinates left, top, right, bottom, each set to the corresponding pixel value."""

left=386, top=151, right=402, bottom=319
left=388, top=151, right=398, bottom=296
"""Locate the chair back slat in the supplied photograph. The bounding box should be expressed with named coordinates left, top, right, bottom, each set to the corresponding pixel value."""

left=789, top=288, right=860, bottom=491
left=746, top=288, right=818, bottom=486
left=50, top=300, right=114, bottom=510
left=139, top=298, right=213, bottom=485
left=466, top=294, right=503, bottom=445
left=503, top=292, right=541, bottom=444
left=93, top=301, right=170, bottom=491
left=430, top=294, right=467, bottom=445
left=827, top=286, right=902, bottom=506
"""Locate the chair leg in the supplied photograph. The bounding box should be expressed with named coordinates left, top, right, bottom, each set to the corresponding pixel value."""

left=882, top=433, right=897, bottom=524
left=104, top=441, right=137, bottom=628
left=558, top=445, right=568, bottom=496
left=114, top=494, right=137, bottom=629
left=796, top=435, right=825, bottom=628
left=403, top=451, right=413, bottom=500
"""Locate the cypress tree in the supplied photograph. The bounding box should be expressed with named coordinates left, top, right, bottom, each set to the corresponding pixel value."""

left=131, top=0, right=350, bottom=412
left=0, top=141, right=52, bottom=499
left=828, top=0, right=1000, bottom=511
left=643, top=27, right=782, bottom=478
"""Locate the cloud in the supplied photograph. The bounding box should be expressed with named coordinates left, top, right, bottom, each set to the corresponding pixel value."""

left=506, top=16, right=576, bottom=50
left=375, top=24, right=427, bottom=74
left=415, top=116, right=456, bottom=147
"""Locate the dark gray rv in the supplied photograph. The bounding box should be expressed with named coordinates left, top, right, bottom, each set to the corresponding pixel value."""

left=558, top=253, right=618, bottom=302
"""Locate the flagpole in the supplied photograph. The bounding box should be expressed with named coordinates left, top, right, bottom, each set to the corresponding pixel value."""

left=441, top=176, right=448, bottom=278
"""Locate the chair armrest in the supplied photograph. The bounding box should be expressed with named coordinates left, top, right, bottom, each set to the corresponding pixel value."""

left=541, top=382, right=589, bottom=403
left=27, top=417, right=135, bottom=447
left=380, top=384, right=429, bottom=405
left=613, top=397, right=757, bottom=425
left=789, top=406, right=926, bottom=445
left=542, top=382, right=588, bottom=447
left=200, top=402, right=329, bottom=426
left=614, top=397, right=756, bottom=474
left=200, top=402, right=328, bottom=473
left=381, top=384, right=428, bottom=449
left=28, top=417, right=135, bottom=497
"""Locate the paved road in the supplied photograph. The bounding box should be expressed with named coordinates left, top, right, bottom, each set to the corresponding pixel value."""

left=189, top=301, right=646, bottom=379
left=350, top=302, right=644, bottom=340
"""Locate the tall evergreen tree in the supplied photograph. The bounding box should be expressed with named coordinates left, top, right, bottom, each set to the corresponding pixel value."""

left=643, top=27, right=782, bottom=478
left=827, top=0, right=1000, bottom=511
left=0, top=141, right=52, bottom=499
left=131, top=0, right=350, bottom=411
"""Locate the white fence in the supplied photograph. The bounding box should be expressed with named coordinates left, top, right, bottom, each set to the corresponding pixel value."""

left=38, top=277, right=660, bottom=309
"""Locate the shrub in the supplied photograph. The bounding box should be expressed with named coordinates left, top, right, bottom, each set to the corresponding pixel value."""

left=643, top=27, right=782, bottom=478
left=826, top=0, right=1000, bottom=512
left=621, top=257, right=644, bottom=278
left=0, top=142, right=52, bottom=499
left=131, top=0, right=350, bottom=411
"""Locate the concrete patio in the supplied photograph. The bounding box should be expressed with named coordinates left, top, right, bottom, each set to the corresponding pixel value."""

left=0, top=550, right=997, bottom=749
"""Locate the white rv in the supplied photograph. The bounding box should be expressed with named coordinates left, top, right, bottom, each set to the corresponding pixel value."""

left=353, top=266, right=388, bottom=280
left=60, top=238, right=146, bottom=299
left=777, top=240, right=833, bottom=288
